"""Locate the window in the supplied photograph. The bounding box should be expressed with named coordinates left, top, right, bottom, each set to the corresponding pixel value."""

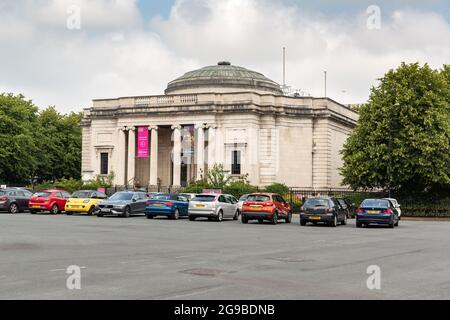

left=231, top=150, right=241, bottom=175
left=100, top=153, right=109, bottom=175
left=219, top=195, right=226, bottom=203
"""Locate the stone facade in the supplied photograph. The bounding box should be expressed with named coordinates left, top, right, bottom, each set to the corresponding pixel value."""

left=81, top=63, right=358, bottom=189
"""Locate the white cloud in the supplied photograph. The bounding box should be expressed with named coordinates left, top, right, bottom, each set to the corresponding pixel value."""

left=0, top=0, right=448, bottom=113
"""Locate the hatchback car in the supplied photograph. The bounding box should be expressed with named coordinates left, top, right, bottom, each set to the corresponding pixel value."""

left=300, top=197, right=347, bottom=227
left=65, top=190, right=108, bottom=215
left=146, top=194, right=189, bottom=220
left=237, top=194, right=249, bottom=211
left=189, top=194, right=240, bottom=222
left=29, top=190, right=71, bottom=214
left=356, top=199, right=400, bottom=228
left=0, top=188, right=33, bottom=214
left=241, top=193, right=292, bottom=224
left=96, top=191, right=148, bottom=217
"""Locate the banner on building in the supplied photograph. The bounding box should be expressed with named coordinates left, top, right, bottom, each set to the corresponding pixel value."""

left=137, top=126, right=149, bottom=158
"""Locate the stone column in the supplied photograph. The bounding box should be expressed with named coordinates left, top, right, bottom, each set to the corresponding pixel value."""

left=149, top=126, right=159, bottom=187
left=196, top=124, right=205, bottom=180
left=116, top=128, right=127, bottom=185
left=172, top=125, right=182, bottom=187
left=207, top=125, right=216, bottom=169
left=127, top=127, right=136, bottom=187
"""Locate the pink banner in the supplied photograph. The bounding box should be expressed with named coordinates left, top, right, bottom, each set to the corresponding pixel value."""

left=137, top=126, right=149, bottom=158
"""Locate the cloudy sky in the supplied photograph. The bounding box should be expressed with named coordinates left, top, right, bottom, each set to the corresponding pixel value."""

left=0, top=0, right=449, bottom=113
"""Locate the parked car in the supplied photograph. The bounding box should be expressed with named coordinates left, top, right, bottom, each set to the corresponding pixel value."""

left=241, top=193, right=292, bottom=224
left=356, top=199, right=400, bottom=228
left=237, top=194, right=249, bottom=211
left=65, top=190, right=108, bottom=216
left=382, top=198, right=402, bottom=219
left=300, top=197, right=347, bottom=227
left=96, top=191, right=148, bottom=217
left=29, top=189, right=71, bottom=214
left=146, top=194, right=189, bottom=220
left=189, top=194, right=240, bottom=222
left=179, top=193, right=198, bottom=201
left=0, top=188, right=33, bottom=214
left=336, top=197, right=357, bottom=218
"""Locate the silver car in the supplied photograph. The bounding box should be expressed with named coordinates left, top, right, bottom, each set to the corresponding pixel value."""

left=189, top=194, right=240, bottom=222
left=237, top=194, right=249, bottom=211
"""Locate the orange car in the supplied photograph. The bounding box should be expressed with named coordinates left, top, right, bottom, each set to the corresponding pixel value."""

left=241, top=193, right=292, bottom=225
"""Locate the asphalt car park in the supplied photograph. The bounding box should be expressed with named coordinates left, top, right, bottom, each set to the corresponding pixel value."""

left=0, top=212, right=449, bottom=300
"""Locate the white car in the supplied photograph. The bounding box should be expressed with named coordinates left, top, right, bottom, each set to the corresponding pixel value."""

left=383, top=198, right=402, bottom=218
left=237, top=194, right=249, bottom=211
left=189, top=194, right=240, bottom=222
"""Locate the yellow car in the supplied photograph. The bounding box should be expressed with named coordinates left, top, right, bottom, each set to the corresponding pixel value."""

left=65, top=190, right=108, bottom=215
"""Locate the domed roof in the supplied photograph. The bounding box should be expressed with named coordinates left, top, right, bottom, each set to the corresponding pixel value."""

left=165, top=61, right=282, bottom=95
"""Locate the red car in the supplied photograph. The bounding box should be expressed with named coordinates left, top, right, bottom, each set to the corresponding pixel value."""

left=241, top=193, right=292, bottom=224
left=29, top=189, right=71, bottom=214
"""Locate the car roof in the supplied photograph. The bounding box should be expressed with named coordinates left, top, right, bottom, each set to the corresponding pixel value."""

left=248, top=193, right=278, bottom=196
left=40, top=189, right=65, bottom=193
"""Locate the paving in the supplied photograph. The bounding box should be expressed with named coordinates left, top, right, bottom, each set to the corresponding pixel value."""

left=0, top=212, right=449, bottom=300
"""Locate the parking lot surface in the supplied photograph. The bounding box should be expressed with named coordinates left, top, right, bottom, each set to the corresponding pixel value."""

left=1, top=213, right=449, bottom=300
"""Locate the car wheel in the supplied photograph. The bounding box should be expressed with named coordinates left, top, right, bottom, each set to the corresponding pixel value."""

left=285, top=212, right=292, bottom=224
left=389, top=220, right=395, bottom=228
left=97, top=214, right=104, bottom=217
left=341, top=215, right=347, bottom=225
left=330, top=215, right=337, bottom=227
left=217, top=210, right=223, bottom=222
left=172, top=209, right=180, bottom=220
left=87, top=206, right=95, bottom=216
left=242, top=216, right=248, bottom=224
left=123, top=206, right=131, bottom=218
left=146, top=214, right=154, bottom=219
left=51, top=204, right=59, bottom=215
left=258, top=219, right=264, bottom=224
left=233, top=210, right=240, bottom=221
left=30, top=209, right=37, bottom=215
left=189, top=216, right=195, bottom=221
left=356, top=221, right=363, bottom=228
left=271, top=212, right=278, bottom=225
left=66, top=212, right=73, bottom=216
left=300, top=219, right=307, bottom=226
left=395, top=219, right=399, bottom=227
left=9, top=203, right=19, bottom=214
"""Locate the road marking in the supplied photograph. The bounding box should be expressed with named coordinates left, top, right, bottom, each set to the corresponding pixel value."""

left=49, top=266, right=87, bottom=272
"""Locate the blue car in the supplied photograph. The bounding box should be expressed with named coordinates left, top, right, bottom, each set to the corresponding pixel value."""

left=356, top=199, right=400, bottom=228
left=146, top=194, right=189, bottom=220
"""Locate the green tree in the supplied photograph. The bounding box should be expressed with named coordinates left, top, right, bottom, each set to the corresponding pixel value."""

left=0, top=94, right=39, bottom=184
left=206, top=164, right=231, bottom=189
left=341, top=63, right=450, bottom=193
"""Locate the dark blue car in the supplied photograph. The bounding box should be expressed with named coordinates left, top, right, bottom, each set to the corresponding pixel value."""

left=356, top=199, right=400, bottom=228
left=146, top=194, right=189, bottom=220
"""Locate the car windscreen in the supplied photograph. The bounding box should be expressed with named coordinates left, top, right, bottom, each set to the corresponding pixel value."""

left=246, top=195, right=270, bottom=202
left=0, top=191, right=6, bottom=196
left=34, top=192, right=50, bottom=198
left=109, top=193, right=133, bottom=201
left=239, top=195, right=249, bottom=201
left=192, top=195, right=217, bottom=202
left=361, top=199, right=390, bottom=208
left=71, top=191, right=91, bottom=198
left=304, top=198, right=330, bottom=207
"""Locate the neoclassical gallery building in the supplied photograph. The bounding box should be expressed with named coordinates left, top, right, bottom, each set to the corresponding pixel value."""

left=81, top=61, right=358, bottom=189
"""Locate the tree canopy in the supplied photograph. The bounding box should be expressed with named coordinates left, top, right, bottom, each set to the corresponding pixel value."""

left=0, top=93, right=82, bottom=185
left=341, top=63, right=450, bottom=194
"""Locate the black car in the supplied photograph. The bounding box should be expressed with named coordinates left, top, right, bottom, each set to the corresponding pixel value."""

left=300, top=197, right=347, bottom=227
left=336, top=198, right=357, bottom=218
left=356, top=199, right=400, bottom=228
left=0, top=188, right=33, bottom=214
left=96, top=191, right=148, bottom=217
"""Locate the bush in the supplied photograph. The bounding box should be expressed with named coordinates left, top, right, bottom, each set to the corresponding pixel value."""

left=31, top=173, right=115, bottom=194
left=264, top=183, right=289, bottom=195
left=223, top=180, right=258, bottom=198
left=183, top=180, right=210, bottom=194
